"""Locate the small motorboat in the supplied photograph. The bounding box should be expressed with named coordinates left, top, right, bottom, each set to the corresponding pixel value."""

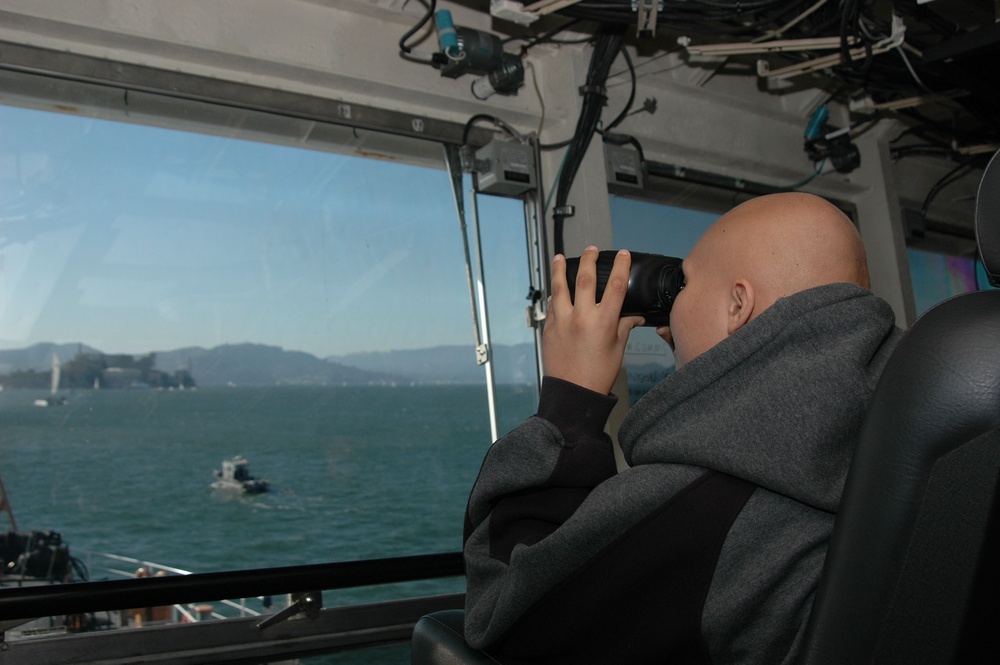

left=211, top=456, right=269, bottom=494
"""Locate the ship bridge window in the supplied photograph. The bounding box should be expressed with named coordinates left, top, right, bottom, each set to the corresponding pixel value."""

left=0, top=75, right=537, bottom=659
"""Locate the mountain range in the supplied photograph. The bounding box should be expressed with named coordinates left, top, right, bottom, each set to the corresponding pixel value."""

left=0, top=342, right=539, bottom=387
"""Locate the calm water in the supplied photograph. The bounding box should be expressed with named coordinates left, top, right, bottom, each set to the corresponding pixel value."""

left=1, top=384, right=538, bottom=662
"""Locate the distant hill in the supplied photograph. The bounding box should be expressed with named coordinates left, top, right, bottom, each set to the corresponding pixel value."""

left=327, top=343, right=539, bottom=385
left=0, top=341, right=539, bottom=387
left=0, top=343, right=100, bottom=375
left=152, top=344, right=402, bottom=387
left=0, top=341, right=674, bottom=388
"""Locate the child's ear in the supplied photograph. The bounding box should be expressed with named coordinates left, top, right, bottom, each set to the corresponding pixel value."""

left=728, top=279, right=755, bottom=335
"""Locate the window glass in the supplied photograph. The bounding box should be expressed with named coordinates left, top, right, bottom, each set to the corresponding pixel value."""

left=609, top=195, right=718, bottom=402
left=0, top=99, right=536, bottom=610
left=907, top=247, right=994, bottom=316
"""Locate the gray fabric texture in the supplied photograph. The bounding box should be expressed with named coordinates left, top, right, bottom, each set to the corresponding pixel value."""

left=464, top=282, right=902, bottom=663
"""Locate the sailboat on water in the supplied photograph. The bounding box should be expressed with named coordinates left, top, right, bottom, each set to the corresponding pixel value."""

left=33, top=350, right=67, bottom=407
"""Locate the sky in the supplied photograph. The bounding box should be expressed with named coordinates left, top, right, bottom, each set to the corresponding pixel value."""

left=0, top=104, right=534, bottom=358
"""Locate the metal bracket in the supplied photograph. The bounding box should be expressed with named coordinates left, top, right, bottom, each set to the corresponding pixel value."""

left=475, top=343, right=490, bottom=366
left=526, top=302, right=547, bottom=327
left=634, top=0, right=661, bottom=37
left=256, top=591, right=322, bottom=631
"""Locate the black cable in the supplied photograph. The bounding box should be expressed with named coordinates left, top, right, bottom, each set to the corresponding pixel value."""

left=461, top=114, right=530, bottom=147
left=462, top=114, right=500, bottom=146
left=398, top=0, right=436, bottom=55
left=504, top=18, right=583, bottom=47
left=626, top=135, right=645, bottom=165
left=603, top=44, right=636, bottom=133
left=514, top=0, right=995, bottom=192
left=920, top=162, right=973, bottom=219
left=552, top=24, right=626, bottom=256
left=839, top=0, right=875, bottom=73
left=839, top=0, right=856, bottom=66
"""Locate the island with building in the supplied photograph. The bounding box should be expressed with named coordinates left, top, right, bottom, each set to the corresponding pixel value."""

left=0, top=348, right=194, bottom=391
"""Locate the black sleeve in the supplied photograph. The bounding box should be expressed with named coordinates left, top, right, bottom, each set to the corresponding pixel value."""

left=464, top=376, right=619, bottom=558
left=481, top=377, right=619, bottom=561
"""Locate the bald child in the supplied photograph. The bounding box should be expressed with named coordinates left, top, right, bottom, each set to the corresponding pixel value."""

left=463, top=192, right=903, bottom=665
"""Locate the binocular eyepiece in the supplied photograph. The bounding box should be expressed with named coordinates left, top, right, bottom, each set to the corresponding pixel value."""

left=564, top=250, right=684, bottom=327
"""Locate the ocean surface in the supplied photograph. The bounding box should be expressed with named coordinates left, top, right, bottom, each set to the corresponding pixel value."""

left=0, top=384, right=539, bottom=663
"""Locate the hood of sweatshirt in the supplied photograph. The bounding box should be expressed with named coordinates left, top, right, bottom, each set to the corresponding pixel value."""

left=619, top=283, right=902, bottom=513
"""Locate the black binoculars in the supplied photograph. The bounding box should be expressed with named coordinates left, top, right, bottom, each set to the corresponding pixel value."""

left=564, top=250, right=684, bottom=327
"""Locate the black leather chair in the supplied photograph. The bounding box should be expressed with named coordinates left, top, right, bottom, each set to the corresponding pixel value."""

left=410, top=609, right=502, bottom=664
left=412, top=150, right=1000, bottom=664
left=797, top=151, right=1000, bottom=664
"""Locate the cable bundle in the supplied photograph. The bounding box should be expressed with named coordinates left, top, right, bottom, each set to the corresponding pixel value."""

left=552, top=24, right=626, bottom=256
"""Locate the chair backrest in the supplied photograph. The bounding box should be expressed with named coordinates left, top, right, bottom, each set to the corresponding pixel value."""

left=798, top=149, right=1000, bottom=664
left=411, top=608, right=501, bottom=664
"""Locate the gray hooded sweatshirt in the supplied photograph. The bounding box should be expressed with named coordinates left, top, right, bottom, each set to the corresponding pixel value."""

left=464, top=283, right=902, bottom=664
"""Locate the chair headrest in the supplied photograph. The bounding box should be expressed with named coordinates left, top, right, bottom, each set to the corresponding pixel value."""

left=976, top=150, right=1000, bottom=287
